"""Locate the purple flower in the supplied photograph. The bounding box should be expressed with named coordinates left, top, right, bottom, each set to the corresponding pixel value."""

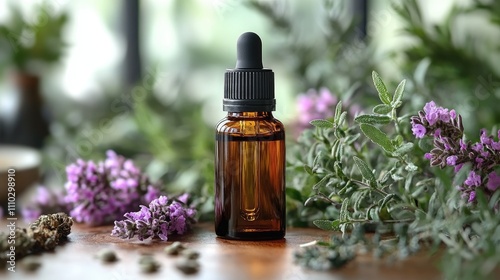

left=111, top=195, right=196, bottom=241
left=491, top=141, right=500, bottom=150
left=472, top=143, right=483, bottom=152
left=22, top=186, right=68, bottom=221
left=423, top=101, right=439, bottom=125
left=64, top=150, right=163, bottom=225
left=450, top=109, right=456, bottom=119
left=423, top=101, right=436, bottom=115
left=434, top=129, right=442, bottom=138
left=297, top=88, right=337, bottom=125
left=297, top=93, right=315, bottom=113
left=464, top=171, right=481, bottom=187
left=294, top=88, right=361, bottom=135
left=426, top=111, right=439, bottom=126
left=468, top=191, right=476, bottom=203
left=459, top=139, right=467, bottom=151
left=412, top=124, right=427, bottom=138
left=487, top=172, right=500, bottom=191
left=316, top=87, right=336, bottom=112
left=475, top=157, right=484, bottom=168
left=412, top=101, right=500, bottom=205
left=446, top=156, right=458, bottom=166
left=437, top=108, right=450, bottom=123
left=480, top=129, right=492, bottom=145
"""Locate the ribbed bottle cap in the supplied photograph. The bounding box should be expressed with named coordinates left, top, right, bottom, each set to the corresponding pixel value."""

left=223, top=32, right=275, bottom=112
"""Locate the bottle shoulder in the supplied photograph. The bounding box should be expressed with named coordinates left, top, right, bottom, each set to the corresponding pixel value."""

left=216, top=116, right=285, bottom=136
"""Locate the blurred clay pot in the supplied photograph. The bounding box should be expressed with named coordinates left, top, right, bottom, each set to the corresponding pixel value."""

left=0, top=145, right=41, bottom=206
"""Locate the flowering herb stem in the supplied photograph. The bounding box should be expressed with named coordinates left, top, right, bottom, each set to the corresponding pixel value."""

left=290, top=72, right=500, bottom=279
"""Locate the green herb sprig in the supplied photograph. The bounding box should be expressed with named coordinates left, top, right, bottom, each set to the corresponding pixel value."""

left=291, top=72, right=500, bottom=279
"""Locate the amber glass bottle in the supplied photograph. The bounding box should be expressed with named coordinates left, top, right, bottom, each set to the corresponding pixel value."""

left=215, top=32, right=285, bottom=240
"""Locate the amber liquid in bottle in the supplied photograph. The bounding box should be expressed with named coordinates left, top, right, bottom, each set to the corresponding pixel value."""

left=215, top=112, right=285, bottom=240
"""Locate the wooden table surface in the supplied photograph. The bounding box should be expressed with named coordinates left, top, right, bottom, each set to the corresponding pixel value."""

left=1, top=222, right=441, bottom=280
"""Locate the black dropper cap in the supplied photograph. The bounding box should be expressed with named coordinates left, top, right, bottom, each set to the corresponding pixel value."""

left=223, top=32, right=275, bottom=112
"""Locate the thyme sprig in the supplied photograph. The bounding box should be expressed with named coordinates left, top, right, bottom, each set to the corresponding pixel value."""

left=291, top=72, right=500, bottom=279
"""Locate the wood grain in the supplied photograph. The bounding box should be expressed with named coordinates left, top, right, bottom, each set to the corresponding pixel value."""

left=1, top=222, right=441, bottom=280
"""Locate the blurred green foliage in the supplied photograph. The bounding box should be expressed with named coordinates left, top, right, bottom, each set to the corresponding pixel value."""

left=0, top=2, right=68, bottom=73
left=393, top=0, right=500, bottom=136
left=248, top=0, right=377, bottom=101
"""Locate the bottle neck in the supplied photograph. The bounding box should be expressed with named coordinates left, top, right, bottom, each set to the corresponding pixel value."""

left=227, top=112, right=273, bottom=118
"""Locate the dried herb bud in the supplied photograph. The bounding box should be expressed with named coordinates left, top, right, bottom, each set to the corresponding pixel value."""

left=175, top=258, right=200, bottom=274
left=0, top=228, right=35, bottom=258
left=181, top=249, right=200, bottom=260
left=138, top=255, right=160, bottom=273
left=97, top=249, right=118, bottom=263
left=20, top=257, right=42, bottom=272
left=164, top=241, right=186, bottom=255
left=30, top=213, right=73, bottom=251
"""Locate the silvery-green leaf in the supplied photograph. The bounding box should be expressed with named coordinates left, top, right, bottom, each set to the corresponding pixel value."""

left=373, top=104, right=392, bottom=114
left=391, top=174, right=404, bottom=181
left=313, top=220, right=340, bottom=231
left=340, top=198, right=350, bottom=222
left=310, top=119, right=334, bottom=129
left=360, top=124, right=395, bottom=152
left=393, top=142, right=414, bottom=156
left=372, top=71, right=392, bottom=105
left=304, top=165, right=314, bottom=175
left=313, top=174, right=333, bottom=190
left=405, top=162, right=418, bottom=172
left=345, top=133, right=361, bottom=145
left=355, top=114, right=391, bottom=125
left=353, top=156, right=376, bottom=184
left=337, top=111, right=347, bottom=126
left=334, top=101, right=343, bottom=120
left=392, top=79, right=406, bottom=107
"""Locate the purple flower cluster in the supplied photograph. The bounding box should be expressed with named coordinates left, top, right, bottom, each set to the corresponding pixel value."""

left=111, top=194, right=196, bottom=241
left=295, top=88, right=361, bottom=132
left=297, top=88, right=338, bottom=125
left=64, top=150, right=162, bottom=225
left=22, top=186, right=68, bottom=221
left=411, top=101, right=461, bottom=140
left=411, top=101, right=500, bottom=203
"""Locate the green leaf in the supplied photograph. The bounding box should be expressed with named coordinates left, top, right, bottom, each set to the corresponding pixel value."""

left=373, top=104, right=392, bottom=114
left=391, top=174, right=404, bottom=181
left=312, top=151, right=322, bottom=168
left=353, top=156, right=376, bottom=184
left=392, top=142, right=414, bottom=156
left=334, top=101, right=343, bottom=121
left=340, top=198, right=350, bottom=222
left=286, top=187, right=302, bottom=201
left=392, top=79, right=406, bottom=107
left=345, top=133, right=361, bottom=145
left=405, top=162, right=418, bottom=172
left=304, top=165, right=314, bottom=175
left=313, top=174, right=333, bottom=190
left=360, top=124, right=395, bottom=152
left=393, top=135, right=404, bottom=147
left=354, top=114, right=391, bottom=125
left=310, top=119, right=334, bottom=129
left=313, top=220, right=340, bottom=231
left=372, top=71, right=392, bottom=105
left=337, top=111, right=347, bottom=126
